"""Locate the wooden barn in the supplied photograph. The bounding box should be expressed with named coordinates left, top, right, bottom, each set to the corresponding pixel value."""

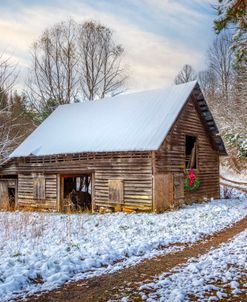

left=0, top=81, right=226, bottom=212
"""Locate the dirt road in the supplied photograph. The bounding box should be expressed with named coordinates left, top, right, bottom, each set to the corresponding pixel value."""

left=21, top=216, right=247, bottom=302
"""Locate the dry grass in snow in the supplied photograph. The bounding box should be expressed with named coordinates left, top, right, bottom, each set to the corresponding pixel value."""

left=0, top=198, right=247, bottom=301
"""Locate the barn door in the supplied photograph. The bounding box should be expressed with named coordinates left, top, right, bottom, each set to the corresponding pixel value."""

left=33, top=176, right=46, bottom=200
left=109, top=179, right=124, bottom=204
left=154, top=173, right=185, bottom=212
left=173, top=173, right=184, bottom=207
left=154, top=174, right=173, bottom=212
left=0, top=181, right=8, bottom=210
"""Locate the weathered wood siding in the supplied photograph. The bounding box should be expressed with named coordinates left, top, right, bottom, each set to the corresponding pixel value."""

left=0, top=180, right=8, bottom=209
left=0, top=162, right=18, bottom=176
left=17, top=174, right=58, bottom=210
left=154, top=97, right=220, bottom=205
left=153, top=173, right=173, bottom=212
left=15, top=152, right=153, bottom=211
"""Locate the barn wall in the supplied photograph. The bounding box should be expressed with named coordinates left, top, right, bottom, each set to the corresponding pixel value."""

left=154, top=96, right=220, bottom=205
left=17, top=174, right=58, bottom=210
left=0, top=180, right=8, bottom=210
left=15, top=152, right=153, bottom=211
left=0, top=162, right=18, bottom=176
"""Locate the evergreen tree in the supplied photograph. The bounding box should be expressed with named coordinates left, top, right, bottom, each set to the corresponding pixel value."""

left=214, top=0, right=247, bottom=62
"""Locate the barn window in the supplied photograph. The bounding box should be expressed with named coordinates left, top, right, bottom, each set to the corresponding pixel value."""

left=109, top=179, right=124, bottom=204
left=33, top=176, right=46, bottom=200
left=185, top=136, right=197, bottom=169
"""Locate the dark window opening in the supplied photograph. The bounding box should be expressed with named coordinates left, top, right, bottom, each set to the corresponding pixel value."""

left=8, top=188, right=15, bottom=210
left=63, top=175, right=92, bottom=212
left=185, top=136, right=197, bottom=169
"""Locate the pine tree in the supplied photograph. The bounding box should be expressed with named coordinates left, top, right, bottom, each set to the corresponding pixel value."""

left=214, top=0, right=247, bottom=62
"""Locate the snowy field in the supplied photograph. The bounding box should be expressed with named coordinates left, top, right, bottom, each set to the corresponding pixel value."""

left=138, top=228, right=247, bottom=302
left=221, top=166, right=247, bottom=182
left=220, top=185, right=247, bottom=200
left=0, top=199, right=247, bottom=301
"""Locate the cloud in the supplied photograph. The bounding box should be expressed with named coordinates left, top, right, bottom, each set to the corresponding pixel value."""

left=118, top=26, right=202, bottom=89
left=0, top=0, right=211, bottom=91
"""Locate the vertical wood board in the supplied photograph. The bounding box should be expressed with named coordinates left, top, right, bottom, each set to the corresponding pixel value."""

left=109, top=179, right=124, bottom=204
left=173, top=173, right=184, bottom=207
left=154, top=174, right=173, bottom=212
left=33, top=176, right=45, bottom=200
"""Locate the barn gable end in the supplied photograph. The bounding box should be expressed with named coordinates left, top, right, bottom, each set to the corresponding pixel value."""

left=153, top=89, right=222, bottom=212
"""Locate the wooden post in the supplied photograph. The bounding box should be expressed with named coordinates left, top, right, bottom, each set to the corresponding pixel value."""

left=56, top=174, right=60, bottom=212
left=60, top=176, right=64, bottom=212
left=91, top=173, right=96, bottom=213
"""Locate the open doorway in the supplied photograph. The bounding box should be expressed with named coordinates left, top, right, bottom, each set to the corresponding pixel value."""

left=8, top=188, right=16, bottom=210
left=61, top=174, right=92, bottom=212
left=0, top=178, right=17, bottom=211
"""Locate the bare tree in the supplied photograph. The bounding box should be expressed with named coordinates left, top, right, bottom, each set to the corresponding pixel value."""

left=197, top=33, right=233, bottom=137
left=174, top=64, right=197, bottom=84
left=0, top=55, right=17, bottom=106
left=204, top=32, right=237, bottom=133
left=27, top=19, right=127, bottom=119
left=198, top=69, right=217, bottom=105
left=208, top=32, right=234, bottom=99
left=228, top=58, right=247, bottom=159
left=199, top=31, right=246, bottom=170
left=77, top=21, right=126, bottom=100
left=28, top=19, right=79, bottom=119
left=0, top=54, right=20, bottom=162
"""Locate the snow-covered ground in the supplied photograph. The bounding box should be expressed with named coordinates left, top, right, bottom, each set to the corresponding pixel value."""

left=220, top=185, right=247, bottom=200
left=138, top=228, right=247, bottom=302
left=0, top=199, right=247, bottom=301
left=220, top=167, right=247, bottom=200
left=221, top=166, right=247, bottom=182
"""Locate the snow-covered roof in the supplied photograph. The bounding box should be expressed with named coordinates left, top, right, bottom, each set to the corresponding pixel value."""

left=11, top=81, right=198, bottom=157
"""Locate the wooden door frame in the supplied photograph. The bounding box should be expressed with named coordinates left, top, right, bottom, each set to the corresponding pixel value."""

left=0, top=178, right=18, bottom=210
left=59, top=171, right=95, bottom=213
left=184, top=133, right=199, bottom=171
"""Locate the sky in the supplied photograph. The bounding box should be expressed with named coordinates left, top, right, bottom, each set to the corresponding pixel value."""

left=0, top=0, right=218, bottom=91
